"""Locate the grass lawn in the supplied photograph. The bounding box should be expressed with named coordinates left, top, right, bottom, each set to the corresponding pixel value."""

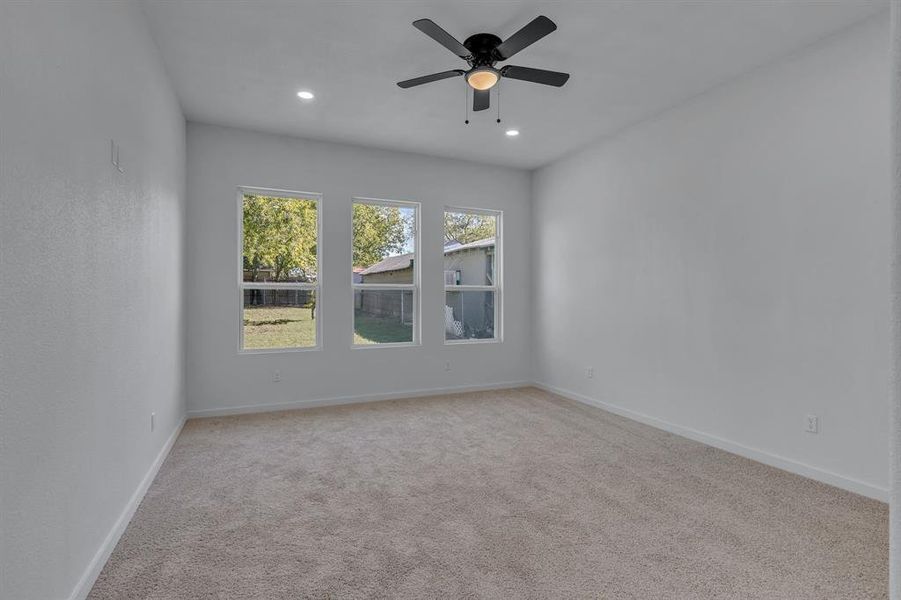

left=243, top=305, right=316, bottom=349
left=353, top=310, right=412, bottom=345
left=242, top=305, right=412, bottom=348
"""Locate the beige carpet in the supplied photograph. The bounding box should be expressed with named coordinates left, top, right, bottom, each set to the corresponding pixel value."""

left=89, top=387, right=888, bottom=599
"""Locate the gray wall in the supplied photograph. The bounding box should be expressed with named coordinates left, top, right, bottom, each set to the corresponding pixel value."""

left=532, top=16, right=891, bottom=499
left=361, top=267, right=414, bottom=284
left=185, top=123, right=531, bottom=416
left=0, top=2, right=186, bottom=599
left=444, top=247, right=493, bottom=286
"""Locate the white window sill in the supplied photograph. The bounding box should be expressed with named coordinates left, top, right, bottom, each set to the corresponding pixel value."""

left=352, top=341, right=421, bottom=350
left=238, top=346, right=321, bottom=355
left=444, top=338, right=500, bottom=346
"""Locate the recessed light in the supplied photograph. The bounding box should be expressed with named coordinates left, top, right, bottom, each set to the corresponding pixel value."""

left=505, top=129, right=520, bottom=137
left=297, top=90, right=314, bottom=100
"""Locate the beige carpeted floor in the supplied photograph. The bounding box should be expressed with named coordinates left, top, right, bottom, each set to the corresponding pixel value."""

left=89, top=387, right=888, bottom=599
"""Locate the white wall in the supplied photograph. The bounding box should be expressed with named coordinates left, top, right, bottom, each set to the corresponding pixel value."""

left=0, top=2, right=186, bottom=599
left=185, top=123, right=531, bottom=416
left=889, top=3, right=901, bottom=596
left=532, top=16, right=891, bottom=500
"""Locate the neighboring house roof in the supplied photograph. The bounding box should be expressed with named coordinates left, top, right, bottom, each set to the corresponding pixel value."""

left=359, top=253, right=413, bottom=275
left=360, top=237, right=496, bottom=276
left=444, top=237, right=495, bottom=253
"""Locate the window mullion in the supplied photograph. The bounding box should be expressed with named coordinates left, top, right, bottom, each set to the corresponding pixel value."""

left=241, top=283, right=319, bottom=290
left=445, top=285, right=496, bottom=292
left=353, top=284, right=416, bottom=290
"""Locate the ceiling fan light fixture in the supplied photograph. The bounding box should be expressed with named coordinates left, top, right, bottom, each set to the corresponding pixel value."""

left=398, top=17, right=568, bottom=117
left=466, top=68, right=499, bottom=91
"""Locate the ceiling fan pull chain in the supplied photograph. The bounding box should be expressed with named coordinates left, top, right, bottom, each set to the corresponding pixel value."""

left=464, top=82, right=470, bottom=125
left=497, top=80, right=501, bottom=124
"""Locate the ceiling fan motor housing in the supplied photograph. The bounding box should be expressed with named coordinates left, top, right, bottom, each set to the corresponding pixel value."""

left=463, top=33, right=503, bottom=67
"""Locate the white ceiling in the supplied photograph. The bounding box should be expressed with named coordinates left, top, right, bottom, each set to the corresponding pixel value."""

left=141, top=0, right=886, bottom=169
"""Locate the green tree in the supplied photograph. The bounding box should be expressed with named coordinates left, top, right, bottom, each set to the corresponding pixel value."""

left=352, top=204, right=408, bottom=268
left=243, top=195, right=318, bottom=282
left=444, top=212, right=495, bottom=244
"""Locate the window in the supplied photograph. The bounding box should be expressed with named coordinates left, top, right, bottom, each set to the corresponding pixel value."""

left=352, top=198, right=419, bottom=346
left=443, top=208, right=501, bottom=342
left=239, top=187, right=321, bottom=352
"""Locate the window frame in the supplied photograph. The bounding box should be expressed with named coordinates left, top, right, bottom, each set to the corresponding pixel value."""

left=351, top=197, right=421, bottom=349
left=443, top=206, right=503, bottom=345
left=237, top=186, right=323, bottom=354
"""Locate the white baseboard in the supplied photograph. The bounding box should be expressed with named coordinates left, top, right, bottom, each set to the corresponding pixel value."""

left=69, top=416, right=187, bottom=600
left=186, top=380, right=532, bottom=418
left=532, top=381, right=889, bottom=503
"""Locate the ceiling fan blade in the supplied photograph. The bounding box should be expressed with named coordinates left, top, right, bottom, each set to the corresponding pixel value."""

left=412, top=19, right=471, bottom=59
left=501, top=65, right=569, bottom=87
left=495, top=16, right=557, bottom=60
left=473, top=89, right=490, bottom=112
left=397, top=70, right=464, bottom=89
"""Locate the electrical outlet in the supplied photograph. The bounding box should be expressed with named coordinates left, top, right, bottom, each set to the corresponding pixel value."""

left=586, top=367, right=594, bottom=379
left=805, top=414, right=819, bottom=434
left=445, top=361, right=451, bottom=372
left=273, top=370, right=281, bottom=383
left=150, top=412, right=156, bottom=432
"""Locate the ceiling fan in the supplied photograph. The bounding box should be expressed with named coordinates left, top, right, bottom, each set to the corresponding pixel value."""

left=397, top=16, right=569, bottom=114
